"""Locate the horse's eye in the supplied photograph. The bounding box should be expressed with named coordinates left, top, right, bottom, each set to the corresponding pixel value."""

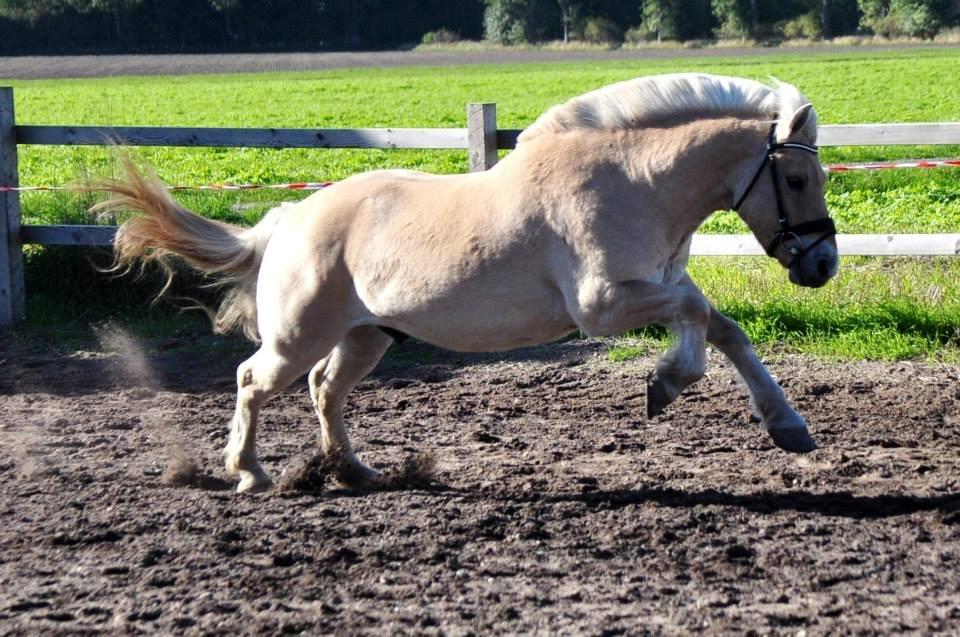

left=786, top=175, right=806, bottom=191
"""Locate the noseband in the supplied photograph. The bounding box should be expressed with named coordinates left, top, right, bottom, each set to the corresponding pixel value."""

left=732, top=126, right=836, bottom=266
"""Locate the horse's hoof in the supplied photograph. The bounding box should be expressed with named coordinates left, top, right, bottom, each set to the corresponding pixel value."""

left=769, top=427, right=817, bottom=454
left=335, top=460, right=382, bottom=490
left=646, top=371, right=673, bottom=418
left=236, top=469, right=273, bottom=494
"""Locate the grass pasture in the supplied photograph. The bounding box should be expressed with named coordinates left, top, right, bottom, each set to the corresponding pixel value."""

left=4, top=48, right=960, bottom=360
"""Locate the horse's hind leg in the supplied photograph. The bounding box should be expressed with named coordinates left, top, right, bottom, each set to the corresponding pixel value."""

left=308, top=326, right=393, bottom=488
left=226, top=343, right=332, bottom=493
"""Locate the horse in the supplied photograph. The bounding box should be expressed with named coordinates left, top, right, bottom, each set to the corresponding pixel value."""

left=97, top=73, right=838, bottom=494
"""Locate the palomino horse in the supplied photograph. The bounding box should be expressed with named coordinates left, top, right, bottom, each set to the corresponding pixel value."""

left=99, top=73, right=838, bottom=493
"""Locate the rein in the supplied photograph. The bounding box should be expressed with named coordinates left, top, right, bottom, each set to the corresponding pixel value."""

left=732, top=126, right=836, bottom=266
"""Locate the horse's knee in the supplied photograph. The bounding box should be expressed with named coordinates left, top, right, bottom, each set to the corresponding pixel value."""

left=674, top=289, right=710, bottom=327
left=658, top=344, right=705, bottom=385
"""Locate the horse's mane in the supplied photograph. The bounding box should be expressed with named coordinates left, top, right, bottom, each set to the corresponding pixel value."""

left=517, top=73, right=815, bottom=145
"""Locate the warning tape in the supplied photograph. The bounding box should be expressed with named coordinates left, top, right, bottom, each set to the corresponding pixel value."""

left=826, top=159, right=960, bottom=172
left=1, top=159, right=959, bottom=192
left=0, top=181, right=334, bottom=193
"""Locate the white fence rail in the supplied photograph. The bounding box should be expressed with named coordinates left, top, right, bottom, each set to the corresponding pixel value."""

left=691, top=233, right=960, bottom=256
left=1, top=85, right=959, bottom=325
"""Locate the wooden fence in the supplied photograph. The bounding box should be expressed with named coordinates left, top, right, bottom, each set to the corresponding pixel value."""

left=2, top=86, right=960, bottom=325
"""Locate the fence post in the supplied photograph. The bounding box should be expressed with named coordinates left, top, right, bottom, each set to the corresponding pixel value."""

left=467, top=103, right=498, bottom=172
left=0, top=87, right=24, bottom=326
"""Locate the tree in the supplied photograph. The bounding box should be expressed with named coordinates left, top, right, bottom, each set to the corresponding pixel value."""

left=207, top=0, right=240, bottom=43
left=0, top=0, right=68, bottom=23
left=483, top=0, right=557, bottom=44
left=484, top=0, right=526, bottom=43
left=68, top=0, right=144, bottom=43
left=822, top=0, right=833, bottom=38
left=557, top=0, right=579, bottom=43
left=641, top=0, right=677, bottom=41
left=858, top=0, right=944, bottom=38
left=711, top=0, right=749, bottom=38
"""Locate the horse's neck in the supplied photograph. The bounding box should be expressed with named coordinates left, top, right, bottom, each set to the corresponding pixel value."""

left=498, top=118, right=768, bottom=239
left=629, top=118, right=769, bottom=232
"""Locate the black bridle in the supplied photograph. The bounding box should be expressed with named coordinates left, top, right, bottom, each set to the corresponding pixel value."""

left=732, top=126, right=836, bottom=267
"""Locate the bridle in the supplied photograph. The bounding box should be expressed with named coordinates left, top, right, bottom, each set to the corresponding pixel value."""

left=732, top=125, right=836, bottom=267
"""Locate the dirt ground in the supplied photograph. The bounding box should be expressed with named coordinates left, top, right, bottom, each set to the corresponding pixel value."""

left=1, top=45, right=956, bottom=80
left=1, top=328, right=959, bottom=635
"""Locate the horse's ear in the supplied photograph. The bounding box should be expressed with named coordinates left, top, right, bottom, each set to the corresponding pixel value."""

left=788, top=103, right=814, bottom=138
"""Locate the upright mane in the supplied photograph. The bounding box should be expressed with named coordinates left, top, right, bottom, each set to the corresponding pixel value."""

left=517, top=73, right=816, bottom=145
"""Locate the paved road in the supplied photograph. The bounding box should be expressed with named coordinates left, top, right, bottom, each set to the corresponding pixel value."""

left=1, top=44, right=955, bottom=79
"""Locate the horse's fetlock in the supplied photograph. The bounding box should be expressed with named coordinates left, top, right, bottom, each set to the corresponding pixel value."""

left=659, top=347, right=705, bottom=384
left=224, top=452, right=240, bottom=475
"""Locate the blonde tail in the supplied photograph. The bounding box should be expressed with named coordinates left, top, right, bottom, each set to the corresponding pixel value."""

left=93, top=158, right=277, bottom=341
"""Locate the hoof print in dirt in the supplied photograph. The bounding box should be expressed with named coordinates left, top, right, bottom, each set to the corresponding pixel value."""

left=473, top=430, right=501, bottom=444
left=724, top=543, right=756, bottom=564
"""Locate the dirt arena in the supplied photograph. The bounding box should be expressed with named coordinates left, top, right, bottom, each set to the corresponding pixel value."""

left=1, top=329, right=959, bottom=635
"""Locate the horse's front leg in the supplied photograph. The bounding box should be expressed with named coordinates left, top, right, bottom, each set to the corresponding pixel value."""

left=705, top=305, right=816, bottom=453
left=575, top=279, right=711, bottom=416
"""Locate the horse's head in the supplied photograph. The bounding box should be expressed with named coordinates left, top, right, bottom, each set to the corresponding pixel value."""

left=733, top=100, right=838, bottom=288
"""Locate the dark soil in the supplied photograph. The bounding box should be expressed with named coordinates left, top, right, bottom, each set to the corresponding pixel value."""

left=1, top=329, right=959, bottom=635
left=1, top=45, right=956, bottom=80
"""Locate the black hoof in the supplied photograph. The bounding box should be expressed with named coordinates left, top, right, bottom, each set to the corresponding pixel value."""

left=646, top=372, right=672, bottom=418
left=769, top=427, right=817, bottom=454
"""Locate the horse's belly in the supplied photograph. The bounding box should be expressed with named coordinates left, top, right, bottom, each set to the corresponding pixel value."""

left=417, top=308, right=576, bottom=352
left=362, top=276, right=576, bottom=352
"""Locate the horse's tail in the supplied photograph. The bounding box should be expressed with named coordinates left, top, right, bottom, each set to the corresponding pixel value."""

left=94, top=158, right=279, bottom=341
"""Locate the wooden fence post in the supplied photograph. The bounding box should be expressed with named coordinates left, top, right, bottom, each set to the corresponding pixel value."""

left=467, top=103, right=498, bottom=172
left=0, top=87, right=24, bottom=326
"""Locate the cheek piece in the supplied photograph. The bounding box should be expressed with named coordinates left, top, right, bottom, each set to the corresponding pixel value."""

left=732, top=126, right=837, bottom=268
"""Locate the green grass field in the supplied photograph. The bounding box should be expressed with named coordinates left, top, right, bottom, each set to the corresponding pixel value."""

left=4, top=48, right=960, bottom=360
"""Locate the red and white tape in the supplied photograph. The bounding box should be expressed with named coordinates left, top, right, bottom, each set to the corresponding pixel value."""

left=0, top=181, right=334, bottom=193
left=826, top=159, right=960, bottom=172
left=1, top=159, right=959, bottom=192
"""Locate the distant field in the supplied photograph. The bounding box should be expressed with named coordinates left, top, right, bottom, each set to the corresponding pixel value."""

left=4, top=48, right=960, bottom=360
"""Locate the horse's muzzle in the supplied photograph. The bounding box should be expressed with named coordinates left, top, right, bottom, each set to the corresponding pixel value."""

left=788, top=242, right=838, bottom=288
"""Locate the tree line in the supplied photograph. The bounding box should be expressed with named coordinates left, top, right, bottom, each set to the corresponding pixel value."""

left=0, top=0, right=957, bottom=55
